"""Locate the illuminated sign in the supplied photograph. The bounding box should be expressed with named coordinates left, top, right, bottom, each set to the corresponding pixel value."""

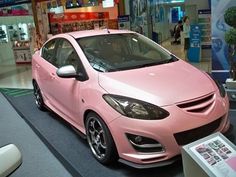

left=160, top=0, right=185, bottom=3
left=102, top=0, right=114, bottom=8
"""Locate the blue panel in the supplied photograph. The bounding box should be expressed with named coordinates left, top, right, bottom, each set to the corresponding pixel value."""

left=188, top=25, right=201, bottom=62
left=212, top=72, right=230, bottom=84
left=0, top=0, right=30, bottom=7
left=171, top=7, right=179, bottom=23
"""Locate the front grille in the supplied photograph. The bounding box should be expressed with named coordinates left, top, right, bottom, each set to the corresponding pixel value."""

left=177, top=94, right=214, bottom=113
left=174, top=117, right=222, bottom=145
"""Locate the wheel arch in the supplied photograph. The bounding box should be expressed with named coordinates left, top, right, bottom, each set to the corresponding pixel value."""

left=32, top=78, right=36, bottom=85
left=83, top=109, right=116, bottom=141
left=83, top=109, right=99, bottom=128
left=83, top=109, right=119, bottom=163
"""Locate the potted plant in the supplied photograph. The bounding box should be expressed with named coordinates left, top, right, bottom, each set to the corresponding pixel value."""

left=224, top=6, right=236, bottom=89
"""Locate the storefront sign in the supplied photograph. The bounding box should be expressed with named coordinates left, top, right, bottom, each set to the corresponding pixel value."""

left=156, top=0, right=184, bottom=4
left=188, top=24, right=201, bottom=62
left=102, top=0, right=114, bottom=8
left=49, top=12, right=109, bottom=23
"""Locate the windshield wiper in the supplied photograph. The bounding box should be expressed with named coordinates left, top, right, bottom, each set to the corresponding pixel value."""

left=136, top=62, right=160, bottom=68
left=107, top=55, right=179, bottom=72
left=155, top=55, right=178, bottom=65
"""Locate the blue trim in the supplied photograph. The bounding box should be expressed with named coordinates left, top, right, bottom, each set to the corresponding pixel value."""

left=0, top=0, right=30, bottom=8
left=212, top=71, right=230, bottom=83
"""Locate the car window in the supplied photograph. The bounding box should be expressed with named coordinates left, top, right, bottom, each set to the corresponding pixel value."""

left=55, top=39, right=77, bottom=68
left=55, top=39, right=86, bottom=75
left=77, top=33, right=177, bottom=72
left=41, top=39, right=57, bottom=64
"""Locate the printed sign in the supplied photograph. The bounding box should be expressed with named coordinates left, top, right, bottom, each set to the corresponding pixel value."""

left=118, top=15, right=130, bottom=30
left=188, top=24, right=201, bottom=62
left=190, top=136, right=236, bottom=177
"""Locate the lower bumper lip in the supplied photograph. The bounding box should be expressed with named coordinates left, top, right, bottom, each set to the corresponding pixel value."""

left=118, top=155, right=181, bottom=169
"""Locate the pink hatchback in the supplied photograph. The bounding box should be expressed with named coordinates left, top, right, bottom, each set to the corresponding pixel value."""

left=32, top=29, right=230, bottom=168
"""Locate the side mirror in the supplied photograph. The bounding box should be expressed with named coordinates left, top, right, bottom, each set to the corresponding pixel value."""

left=56, top=65, right=77, bottom=78
left=0, top=144, right=22, bottom=177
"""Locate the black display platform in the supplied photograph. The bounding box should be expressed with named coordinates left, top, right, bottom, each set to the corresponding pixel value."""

left=1, top=88, right=235, bottom=177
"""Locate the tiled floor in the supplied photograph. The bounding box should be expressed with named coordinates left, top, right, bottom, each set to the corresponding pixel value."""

left=0, top=38, right=211, bottom=89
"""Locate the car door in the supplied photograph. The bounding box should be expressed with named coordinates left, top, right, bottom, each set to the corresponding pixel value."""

left=46, top=38, right=85, bottom=124
left=36, top=38, right=59, bottom=103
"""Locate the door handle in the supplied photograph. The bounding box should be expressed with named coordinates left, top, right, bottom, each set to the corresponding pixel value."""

left=36, top=64, right=40, bottom=69
left=50, top=73, right=56, bottom=79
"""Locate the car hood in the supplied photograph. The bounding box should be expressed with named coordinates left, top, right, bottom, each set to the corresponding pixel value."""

left=98, top=60, right=216, bottom=106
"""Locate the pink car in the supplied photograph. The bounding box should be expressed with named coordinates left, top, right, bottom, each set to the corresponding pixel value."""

left=32, top=29, right=230, bottom=168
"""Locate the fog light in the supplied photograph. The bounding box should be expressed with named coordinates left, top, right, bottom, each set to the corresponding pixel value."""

left=126, top=133, right=165, bottom=153
left=134, top=136, right=142, bottom=144
left=231, top=94, right=236, bottom=100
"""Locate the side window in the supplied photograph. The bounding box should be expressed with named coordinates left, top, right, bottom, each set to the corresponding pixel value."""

left=41, top=39, right=56, bottom=64
left=56, top=39, right=80, bottom=70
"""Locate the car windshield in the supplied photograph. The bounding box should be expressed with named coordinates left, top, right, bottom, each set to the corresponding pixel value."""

left=76, top=33, right=178, bottom=72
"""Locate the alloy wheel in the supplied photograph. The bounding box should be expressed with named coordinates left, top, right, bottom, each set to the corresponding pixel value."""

left=87, top=117, right=107, bottom=159
left=33, top=82, right=45, bottom=110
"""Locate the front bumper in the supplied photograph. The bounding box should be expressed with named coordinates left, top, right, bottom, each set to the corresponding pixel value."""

left=107, top=94, right=230, bottom=166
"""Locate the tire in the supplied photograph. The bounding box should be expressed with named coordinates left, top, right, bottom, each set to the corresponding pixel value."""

left=33, top=81, right=45, bottom=111
left=85, top=112, right=118, bottom=164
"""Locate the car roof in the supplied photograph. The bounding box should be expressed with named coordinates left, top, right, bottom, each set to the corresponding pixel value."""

left=65, top=29, right=135, bottom=39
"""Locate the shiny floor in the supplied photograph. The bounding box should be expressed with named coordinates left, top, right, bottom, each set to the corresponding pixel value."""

left=0, top=39, right=211, bottom=89
left=0, top=64, right=32, bottom=89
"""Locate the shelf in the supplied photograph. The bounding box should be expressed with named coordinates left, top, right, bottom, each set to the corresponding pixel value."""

left=12, top=46, right=30, bottom=50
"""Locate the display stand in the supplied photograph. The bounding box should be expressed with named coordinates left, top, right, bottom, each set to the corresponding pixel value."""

left=12, top=43, right=32, bottom=64
left=0, top=25, right=8, bottom=43
left=198, top=9, right=211, bottom=61
left=182, top=132, right=236, bottom=177
left=7, top=23, right=34, bottom=64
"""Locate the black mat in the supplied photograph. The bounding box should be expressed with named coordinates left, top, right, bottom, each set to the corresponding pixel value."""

left=1, top=89, right=236, bottom=177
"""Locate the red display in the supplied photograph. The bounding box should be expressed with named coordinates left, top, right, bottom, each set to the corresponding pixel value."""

left=49, top=12, right=109, bottom=23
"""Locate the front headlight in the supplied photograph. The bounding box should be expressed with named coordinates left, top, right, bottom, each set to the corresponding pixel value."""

left=103, top=94, right=169, bottom=120
left=214, top=79, right=226, bottom=97
left=206, top=73, right=226, bottom=97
